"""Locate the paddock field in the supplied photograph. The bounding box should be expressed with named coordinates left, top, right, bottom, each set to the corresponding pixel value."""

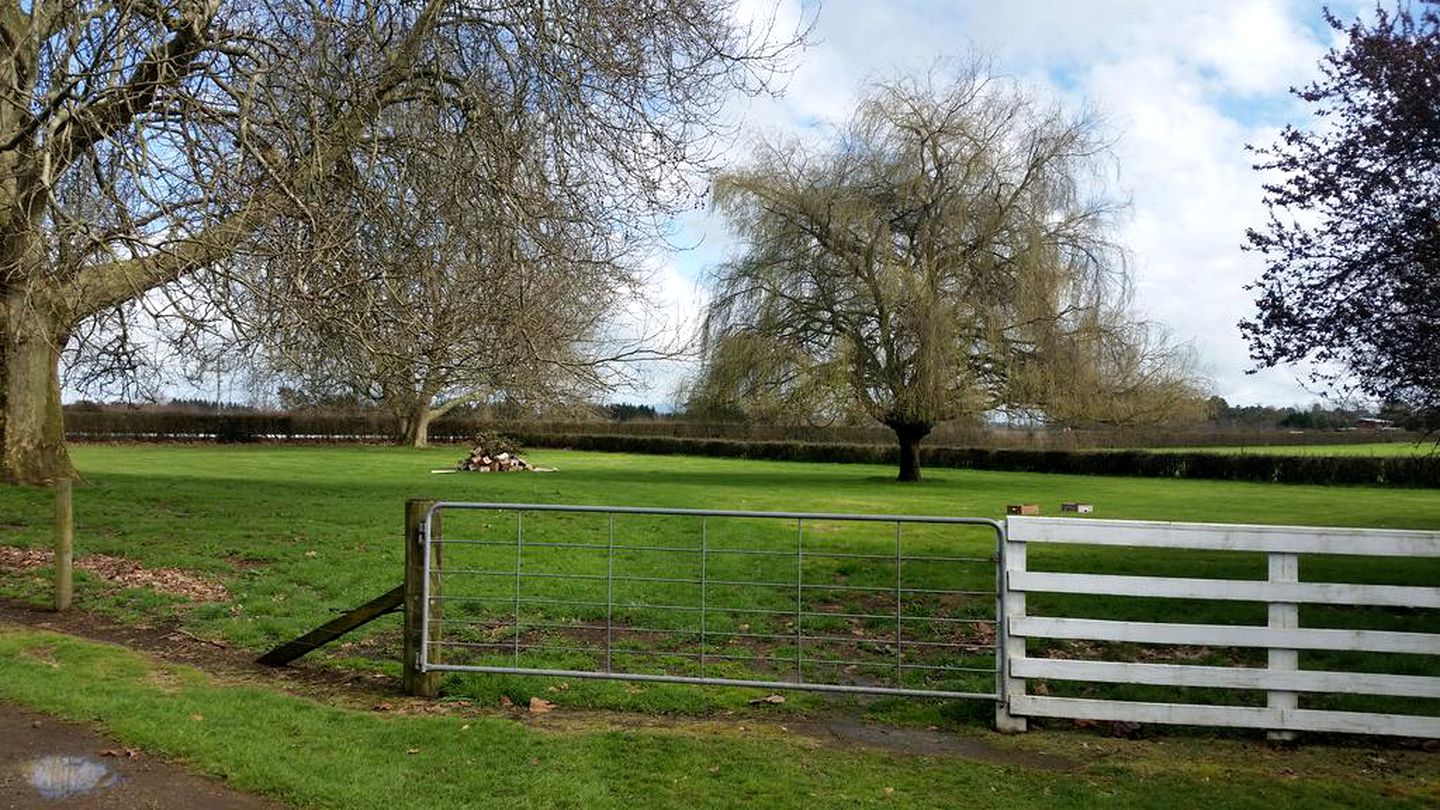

left=0, top=445, right=1436, bottom=808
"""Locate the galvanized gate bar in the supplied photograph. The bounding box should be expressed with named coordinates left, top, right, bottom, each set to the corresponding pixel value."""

left=419, top=502, right=1004, bottom=702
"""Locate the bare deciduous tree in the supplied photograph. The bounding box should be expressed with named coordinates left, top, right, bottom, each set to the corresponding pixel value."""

left=0, top=0, right=801, bottom=484
left=242, top=97, right=653, bottom=446
left=695, top=67, right=1201, bottom=481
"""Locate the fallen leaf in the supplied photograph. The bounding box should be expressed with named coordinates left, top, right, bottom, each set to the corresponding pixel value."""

left=529, top=697, right=555, bottom=714
left=499, top=695, right=514, bottom=708
left=190, top=713, right=204, bottom=722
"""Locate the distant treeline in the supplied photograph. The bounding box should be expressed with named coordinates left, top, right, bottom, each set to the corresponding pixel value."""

left=70, top=395, right=1427, bottom=432
left=59, top=407, right=1439, bottom=487
left=63, top=406, right=1426, bottom=450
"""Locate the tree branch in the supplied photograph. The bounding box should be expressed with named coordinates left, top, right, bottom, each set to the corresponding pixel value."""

left=51, top=0, right=450, bottom=319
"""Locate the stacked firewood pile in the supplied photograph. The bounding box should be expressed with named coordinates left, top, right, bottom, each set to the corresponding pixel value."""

left=458, top=446, right=535, bottom=472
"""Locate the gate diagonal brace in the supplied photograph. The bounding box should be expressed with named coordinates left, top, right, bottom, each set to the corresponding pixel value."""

left=257, top=584, right=405, bottom=667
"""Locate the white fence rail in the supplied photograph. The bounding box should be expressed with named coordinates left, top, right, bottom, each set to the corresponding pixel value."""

left=999, top=517, right=1440, bottom=738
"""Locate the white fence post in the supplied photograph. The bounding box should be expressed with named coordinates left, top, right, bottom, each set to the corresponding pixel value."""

left=1267, top=551, right=1299, bottom=741
left=996, top=524, right=1028, bottom=733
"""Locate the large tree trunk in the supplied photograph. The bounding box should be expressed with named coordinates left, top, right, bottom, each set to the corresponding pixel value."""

left=1, top=295, right=76, bottom=484
left=399, top=401, right=433, bottom=448
left=885, top=419, right=932, bottom=483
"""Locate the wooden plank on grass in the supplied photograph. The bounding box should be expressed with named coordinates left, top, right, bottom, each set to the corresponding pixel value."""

left=1006, top=517, right=1440, bottom=557
left=257, top=585, right=404, bottom=666
left=1008, top=571, right=1440, bottom=608
left=1011, top=616, right=1439, bottom=654
left=1011, top=658, right=1440, bottom=698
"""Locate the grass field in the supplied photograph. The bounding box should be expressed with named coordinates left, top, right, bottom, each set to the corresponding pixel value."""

left=0, top=445, right=1437, bottom=806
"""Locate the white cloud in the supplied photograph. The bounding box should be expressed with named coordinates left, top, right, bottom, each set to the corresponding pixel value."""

left=639, top=0, right=1348, bottom=408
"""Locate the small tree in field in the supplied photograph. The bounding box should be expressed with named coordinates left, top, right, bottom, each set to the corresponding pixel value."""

left=1243, top=3, right=1440, bottom=430
left=696, top=67, right=1192, bottom=481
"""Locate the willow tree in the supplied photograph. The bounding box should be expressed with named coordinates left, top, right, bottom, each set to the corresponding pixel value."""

left=699, top=68, right=1149, bottom=481
left=1004, top=314, right=1210, bottom=428
left=0, top=0, right=799, bottom=484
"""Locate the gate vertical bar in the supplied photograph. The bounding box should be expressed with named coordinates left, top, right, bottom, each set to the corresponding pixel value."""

left=606, top=514, right=615, bottom=673
left=995, top=519, right=1027, bottom=732
left=894, top=520, right=903, bottom=686
left=795, top=518, right=804, bottom=683
left=700, top=517, right=708, bottom=677
left=1267, top=551, right=1300, bottom=741
left=513, top=510, right=523, bottom=665
left=403, top=499, right=442, bottom=697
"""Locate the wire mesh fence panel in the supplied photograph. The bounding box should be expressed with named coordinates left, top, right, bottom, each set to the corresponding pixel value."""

left=423, top=503, right=1003, bottom=699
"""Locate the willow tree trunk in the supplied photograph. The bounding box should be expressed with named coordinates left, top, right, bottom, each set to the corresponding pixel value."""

left=886, top=420, right=932, bottom=483
left=0, top=294, right=76, bottom=485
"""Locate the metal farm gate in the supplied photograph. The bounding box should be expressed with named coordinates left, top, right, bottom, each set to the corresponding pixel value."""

left=416, top=503, right=1006, bottom=701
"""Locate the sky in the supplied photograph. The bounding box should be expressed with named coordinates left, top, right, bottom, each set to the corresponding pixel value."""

left=626, top=0, right=1368, bottom=410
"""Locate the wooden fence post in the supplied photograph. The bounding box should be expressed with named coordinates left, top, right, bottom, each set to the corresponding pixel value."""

left=1267, top=551, right=1299, bottom=742
left=403, top=499, right=443, bottom=697
left=54, top=478, right=73, bottom=612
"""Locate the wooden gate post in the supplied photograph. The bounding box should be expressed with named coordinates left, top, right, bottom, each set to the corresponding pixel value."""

left=54, top=478, right=73, bottom=612
left=403, top=499, right=443, bottom=697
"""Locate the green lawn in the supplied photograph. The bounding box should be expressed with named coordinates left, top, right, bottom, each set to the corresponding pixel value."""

left=0, top=445, right=1435, bottom=712
left=0, top=445, right=1437, bottom=807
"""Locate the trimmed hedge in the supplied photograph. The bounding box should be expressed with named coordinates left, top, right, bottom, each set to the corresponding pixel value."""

left=61, top=410, right=1439, bottom=487
left=503, top=432, right=1440, bottom=489
left=63, top=408, right=1427, bottom=449
left=64, top=410, right=393, bottom=442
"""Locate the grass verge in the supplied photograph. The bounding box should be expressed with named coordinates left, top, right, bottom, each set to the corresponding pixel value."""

left=0, top=626, right=1434, bottom=809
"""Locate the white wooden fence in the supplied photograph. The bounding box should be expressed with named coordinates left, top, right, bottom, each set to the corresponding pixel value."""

left=997, top=517, right=1440, bottom=738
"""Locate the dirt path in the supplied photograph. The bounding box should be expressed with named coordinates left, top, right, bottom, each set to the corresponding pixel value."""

left=0, top=701, right=285, bottom=809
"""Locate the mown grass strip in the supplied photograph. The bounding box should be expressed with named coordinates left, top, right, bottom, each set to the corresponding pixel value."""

left=1, top=627, right=1434, bottom=809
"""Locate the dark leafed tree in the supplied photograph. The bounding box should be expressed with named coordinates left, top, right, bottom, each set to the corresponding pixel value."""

left=1243, top=2, right=1440, bottom=431
left=695, top=66, right=1198, bottom=481
left=0, top=0, right=801, bottom=484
